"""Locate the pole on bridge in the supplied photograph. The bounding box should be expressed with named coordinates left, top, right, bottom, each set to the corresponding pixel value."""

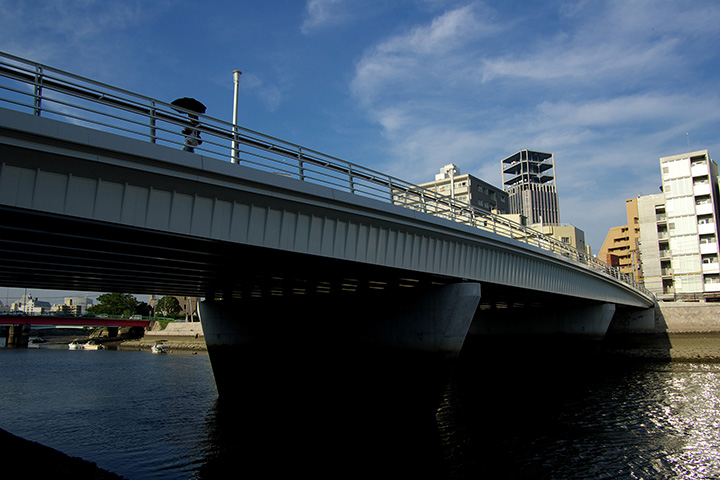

left=231, top=70, right=242, bottom=164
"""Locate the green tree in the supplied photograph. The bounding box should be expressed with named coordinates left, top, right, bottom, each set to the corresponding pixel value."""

left=87, top=293, right=140, bottom=317
left=136, top=301, right=151, bottom=317
left=155, top=296, right=182, bottom=318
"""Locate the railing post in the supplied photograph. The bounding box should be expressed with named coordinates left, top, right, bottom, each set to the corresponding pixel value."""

left=298, top=147, right=305, bottom=181
left=33, top=65, right=43, bottom=116
left=232, top=130, right=240, bottom=164
left=349, top=165, right=356, bottom=194
left=231, top=70, right=242, bottom=164
left=149, top=100, right=157, bottom=144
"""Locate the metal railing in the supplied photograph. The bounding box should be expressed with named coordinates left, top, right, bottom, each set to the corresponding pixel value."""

left=0, top=51, right=652, bottom=298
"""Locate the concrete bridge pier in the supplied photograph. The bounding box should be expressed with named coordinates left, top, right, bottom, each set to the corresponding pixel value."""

left=199, top=282, right=481, bottom=420
left=4, top=324, right=30, bottom=348
left=460, top=302, right=617, bottom=364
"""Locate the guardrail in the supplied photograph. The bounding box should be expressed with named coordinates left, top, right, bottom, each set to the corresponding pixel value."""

left=0, top=51, right=652, bottom=298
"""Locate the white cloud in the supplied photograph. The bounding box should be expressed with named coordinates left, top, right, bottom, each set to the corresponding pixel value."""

left=238, top=73, right=284, bottom=112
left=481, top=38, right=680, bottom=83
left=345, top=1, right=720, bottom=250
left=0, top=0, right=172, bottom=80
left=301, top=0, right=353, bottom=34
left=351, top=3, right=503, bottom=107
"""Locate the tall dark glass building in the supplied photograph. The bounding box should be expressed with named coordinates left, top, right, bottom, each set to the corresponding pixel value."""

left=501, top=150, right=559, bottom=225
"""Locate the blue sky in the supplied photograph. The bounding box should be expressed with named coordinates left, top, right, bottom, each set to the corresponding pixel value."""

left=2, top=0, right=720, bottom=302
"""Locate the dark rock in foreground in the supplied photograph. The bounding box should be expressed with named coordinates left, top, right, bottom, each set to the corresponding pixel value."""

left=0, top=428, right=125, bottom=479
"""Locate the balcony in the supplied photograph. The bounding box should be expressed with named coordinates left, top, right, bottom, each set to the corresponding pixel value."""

left=693, top=183, right=712, bottom=196
left=703, top=263, right=720, bottom=274
left=691, top=164, right=709, bottom=177
left=699, top=223, right=717, bottom=235
left=696, top=203, right=714, bottom=216
left=700, top=242, right=719, bottom=255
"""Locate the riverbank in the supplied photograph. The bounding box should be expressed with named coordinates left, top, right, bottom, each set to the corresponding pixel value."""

left=598, top=302, right=720, bottom=362
left=601, top=332, right=720, bottom=362
left=114, top=330, right=720, bottom=361
left=117, top=335, right=207, bottom=351
left=0, top=428, right=126, bottom=479
left=117, top=332, right=720, bottom=360
left=116, top=321, right=207, bottom=351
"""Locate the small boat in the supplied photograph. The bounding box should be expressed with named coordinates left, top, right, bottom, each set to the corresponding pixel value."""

left=151, top=344, right=169, bottom=354
left=82, top=340, right=104, bottom=350
left=68, top=339, right=83, bottom=350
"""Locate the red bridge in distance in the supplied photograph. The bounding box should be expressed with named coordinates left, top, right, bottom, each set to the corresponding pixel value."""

left=0, top=315, right=150, bottom=328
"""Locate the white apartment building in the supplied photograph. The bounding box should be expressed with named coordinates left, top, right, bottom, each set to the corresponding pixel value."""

left=11, top=293, right=52, bottom=314
left=640, top=150, right=720, bottom=300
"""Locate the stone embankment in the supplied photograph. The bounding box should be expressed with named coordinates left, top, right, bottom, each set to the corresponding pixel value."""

left=119, top=321, right=206, bottom=351
left=602, top=301, right=720, bottom=362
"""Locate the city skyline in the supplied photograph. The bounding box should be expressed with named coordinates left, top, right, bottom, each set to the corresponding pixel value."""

left=1, top=288, right=149, bottom=306
left=2, top=1, right=719, bottom=253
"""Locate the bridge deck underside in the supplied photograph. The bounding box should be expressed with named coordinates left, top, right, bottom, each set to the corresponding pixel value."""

left=0, top=205, right=593, bottom=311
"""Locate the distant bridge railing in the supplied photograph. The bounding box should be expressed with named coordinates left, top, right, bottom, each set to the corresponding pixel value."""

left=0, top=51, right=651, bottom=298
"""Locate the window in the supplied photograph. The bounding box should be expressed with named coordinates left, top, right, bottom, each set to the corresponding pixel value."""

left=670, top=235, right=700, bottom=254
left=662, top=158, right=691, bottom=179
left=667, top=197, right=696, bottom=216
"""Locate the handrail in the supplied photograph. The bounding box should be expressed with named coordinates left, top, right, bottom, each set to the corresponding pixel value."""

left=0, top=50, right=653, bottom=298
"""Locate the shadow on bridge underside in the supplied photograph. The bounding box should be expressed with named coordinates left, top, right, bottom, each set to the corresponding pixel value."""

left=0, top=204, right=598, bottom=312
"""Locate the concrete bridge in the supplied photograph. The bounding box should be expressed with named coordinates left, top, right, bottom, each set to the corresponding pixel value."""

left=0, top=52, right=654, bottom=418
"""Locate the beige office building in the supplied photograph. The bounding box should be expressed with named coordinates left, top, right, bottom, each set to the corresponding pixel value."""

left=636, top=194, right=670, bottom=298
left=599, top=198, right=642, bottom=281
left=532, top=223, right=587, bottom=254
left=397, top=164, right=509, bottom=215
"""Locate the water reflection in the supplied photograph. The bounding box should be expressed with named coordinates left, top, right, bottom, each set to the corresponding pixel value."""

left=197, top=396, right=447, bottom=478
left=435, top=360, right=720, bottom=479
left=6, top=347, right=720, bottom=478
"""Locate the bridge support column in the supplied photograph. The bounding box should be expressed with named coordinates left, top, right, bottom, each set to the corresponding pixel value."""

left=199, top=282, right=481, bottom=419
left=5, top=325, right=30, bottom=348
left=463, top=302, right=617, bottom=362
left=469, top=302, right=616, bottom=337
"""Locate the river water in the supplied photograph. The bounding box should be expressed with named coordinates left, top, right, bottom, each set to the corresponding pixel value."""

left=2, top=344, right=720, bottom=479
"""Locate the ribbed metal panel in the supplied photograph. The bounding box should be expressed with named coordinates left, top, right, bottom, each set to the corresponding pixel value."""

left=0, top=115, right=652, bottom=308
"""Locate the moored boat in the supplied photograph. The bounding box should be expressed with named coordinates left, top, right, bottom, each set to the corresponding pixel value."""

left=68, top=340, right=83, bottom=350
left=151, top=343, right=168, bottom=354
left=82, top=340, right=104, bottom=350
